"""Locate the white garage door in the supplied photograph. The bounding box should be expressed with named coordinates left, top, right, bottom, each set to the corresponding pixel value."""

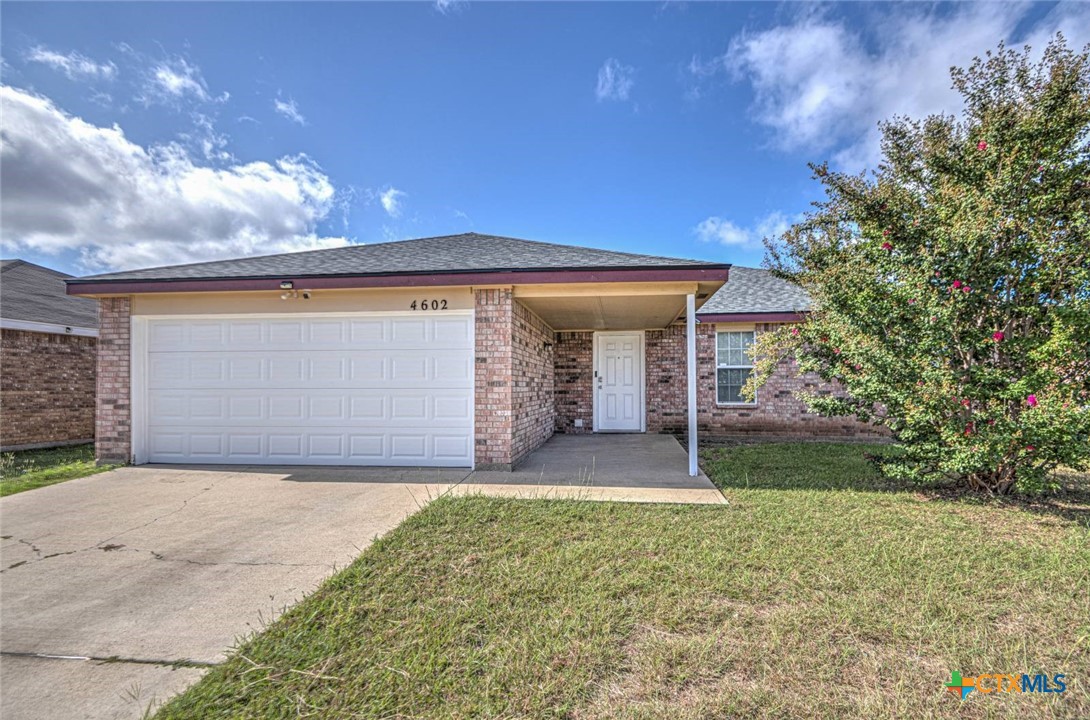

left=141, top=313, right=474, bottom=466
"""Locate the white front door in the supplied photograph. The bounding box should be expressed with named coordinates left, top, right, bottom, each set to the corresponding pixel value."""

left=137, top=312, right=474, bottom=467
left=594, top=332, right=644, bottom=432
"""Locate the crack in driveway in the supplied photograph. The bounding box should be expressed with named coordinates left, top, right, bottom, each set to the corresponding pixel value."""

left=0, top=650, right=220, bottom=670
left=5, top=542, right=328, bottom=572
left=2, top=482, right=219, bottom=574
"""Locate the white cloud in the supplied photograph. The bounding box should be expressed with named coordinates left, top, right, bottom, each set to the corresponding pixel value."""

left=0, top=85, right=349, bottom=271
left=183, top=112, right=232, bottom=162
left=434, top=0, right=466, bottom=15
left=273, top=96, right=306, bottom=125
left=144, top=57, right=212, bottom=104
left=694, top=211, right=791, bottom=248
left=379, top=187, right=406, bottom=218
left=26, top=46, right=117, bottom=81
left=718, top=4, right=1090, bottom=171
left=596, top=58, right=635, bottom=102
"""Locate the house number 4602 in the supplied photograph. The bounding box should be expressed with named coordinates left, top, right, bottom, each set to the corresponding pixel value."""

left=409, top=299, right=448, bottom=311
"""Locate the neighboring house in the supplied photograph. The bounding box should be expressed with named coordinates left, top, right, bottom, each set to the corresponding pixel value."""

left=1, top=259, right=99, bottom=451
left=67, top=233, right=875, bottom=470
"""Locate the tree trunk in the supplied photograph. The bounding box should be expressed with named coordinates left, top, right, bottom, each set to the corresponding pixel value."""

left=965, top=465, right=1018, bottom=495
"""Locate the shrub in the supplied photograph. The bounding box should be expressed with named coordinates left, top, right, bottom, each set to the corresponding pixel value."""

left=751, top=36, right=1090, bottom=494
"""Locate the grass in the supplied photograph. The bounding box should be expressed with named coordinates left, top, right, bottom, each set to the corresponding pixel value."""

left=156, top=443, right=1089, bottom=719
left=0, top=443, right=115, bottom=497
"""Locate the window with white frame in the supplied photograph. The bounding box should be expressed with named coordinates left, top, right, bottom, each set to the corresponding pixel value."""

left=716, top=330, right=756, bottom=404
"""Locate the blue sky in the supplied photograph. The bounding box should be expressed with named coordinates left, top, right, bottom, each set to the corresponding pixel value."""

left=1, top=1, right=1086, bottom=276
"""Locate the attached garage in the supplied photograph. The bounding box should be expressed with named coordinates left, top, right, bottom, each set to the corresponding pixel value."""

left=132, top=312, right=474, bottom=466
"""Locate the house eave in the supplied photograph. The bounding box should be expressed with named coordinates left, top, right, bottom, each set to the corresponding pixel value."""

left=0, top=317, right=99, bottom=337
left=67, top=266, right=731, bottom=297
left=697, top=311, right=807, bottom=323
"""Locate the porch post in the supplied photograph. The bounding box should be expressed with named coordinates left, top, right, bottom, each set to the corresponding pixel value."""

left=686, top=294, right=698, bottom=477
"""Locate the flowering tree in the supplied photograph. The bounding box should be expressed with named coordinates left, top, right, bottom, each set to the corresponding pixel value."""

left=750, top=36, right=1090, bottom=494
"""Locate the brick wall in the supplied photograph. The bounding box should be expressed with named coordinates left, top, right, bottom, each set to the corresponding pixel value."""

left=554, top=331, right=593, bottom=433
left=474, top=289, right=514, bottom=469
left=648, top=322, right=880, bottom=438
left=0, top=329, right=96, bottom=450
left=554, top=323, right=880, bottom=439
left=510, top=301, right=556, bottom=464
left=96, top=297, right=132, bottom=463
left=474, top=288, right=556, bottom=469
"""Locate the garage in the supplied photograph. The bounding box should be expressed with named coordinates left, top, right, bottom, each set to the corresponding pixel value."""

left=133, top=312, right=474, bottom=466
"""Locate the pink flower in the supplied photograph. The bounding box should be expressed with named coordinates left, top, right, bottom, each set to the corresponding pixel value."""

left=883, top=229, right=890, bottom=236
left=992, top=331, right=1004, bottom=342
left=1026, top=394, right=1038, bottom=407
left=881, top=241, right=893, bottom=251
left=964, top=422, right=975, bottom=436
left=952, top=280, right=962, bottom=289
left=1025, top=445, right=1035, bottom=452
left=961, top=285, right=971, bottom=294
left=908, top=298, right=917, bottom=305
left=854, top=364, right=862, bottom=371
left=977, top=141, right=988, bottom=151
left=833, top=347, right=841, bottom=355
left=961, top=398, right=971, bottom=408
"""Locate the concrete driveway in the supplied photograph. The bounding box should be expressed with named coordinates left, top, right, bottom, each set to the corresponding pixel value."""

left=0, top=465, right=463, bottom=720
left=0, top=437, right=722, bottom=719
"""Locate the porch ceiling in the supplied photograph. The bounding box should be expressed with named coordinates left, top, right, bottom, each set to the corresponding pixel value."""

left=512, top=280, right=723, bottom=331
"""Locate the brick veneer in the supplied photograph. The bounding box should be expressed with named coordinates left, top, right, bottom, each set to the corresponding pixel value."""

left=554, top=331, right=593, bottom=433
left=554, top=322, right=880, bottom=439
left=474, top=288, right=556, bottom=469
left=511, top=300, right=556, bottom=463
left=0, top=329, right=97, bottom=450
left=96, top=297, right=132, bottom=463
left=474, top=289, right=515, bottom=469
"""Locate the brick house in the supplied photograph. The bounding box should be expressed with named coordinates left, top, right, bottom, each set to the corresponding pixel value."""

left=67, top=233, right=877, bottom=471
left=1, top=259, right=99, bottom=451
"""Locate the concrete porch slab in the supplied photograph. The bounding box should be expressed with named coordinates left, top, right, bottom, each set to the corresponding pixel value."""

left=462, top=434, right=725, bottom=505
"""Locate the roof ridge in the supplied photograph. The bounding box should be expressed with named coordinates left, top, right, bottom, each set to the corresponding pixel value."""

left=451, top=232, right=713, bottom=265
left=1, top=259, right=73, bottom=278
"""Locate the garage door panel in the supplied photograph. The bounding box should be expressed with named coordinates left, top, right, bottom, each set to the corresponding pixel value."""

left=146, top=428, right=472, bottom=466
left=148, top=351, right=470, bottom=389
left=348, top=435, right=385, bottom=460
left=149, top=316, right=473, bottom=352
left=433, top=434, right=472, bottom=461
left=144, top=314, right=473, bottom=466
left=149, top=389, right=471, bottom=427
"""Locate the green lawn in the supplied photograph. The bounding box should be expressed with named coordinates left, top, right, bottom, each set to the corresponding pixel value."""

left=0, top=443, right=115, bottom=497
left=156, top=443, right=1089, bottom=719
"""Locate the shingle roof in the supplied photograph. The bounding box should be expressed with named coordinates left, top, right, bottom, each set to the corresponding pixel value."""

left=72, top=233, right=726, bottom=283
left=1, top=259, right=99, bottom=328
left=699, top=266, right=811, bottom=315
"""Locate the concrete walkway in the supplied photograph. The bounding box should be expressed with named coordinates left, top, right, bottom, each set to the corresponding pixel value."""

left=462, top=434, right=726, bottom=505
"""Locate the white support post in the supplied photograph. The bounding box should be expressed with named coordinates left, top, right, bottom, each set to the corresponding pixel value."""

left=686, top=294, right=698, bottom=477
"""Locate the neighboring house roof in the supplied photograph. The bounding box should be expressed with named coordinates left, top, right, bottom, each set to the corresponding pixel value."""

left=73, top=233, right=726, bottom=283
left=1, top=259, right=99, bottom=332
left=698, top=267, right=811, bottom=321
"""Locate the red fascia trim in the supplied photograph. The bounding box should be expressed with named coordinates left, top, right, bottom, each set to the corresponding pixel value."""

left=67, top=267, right=730, bottom=296
left=697, top=312, right=807, bottom=323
